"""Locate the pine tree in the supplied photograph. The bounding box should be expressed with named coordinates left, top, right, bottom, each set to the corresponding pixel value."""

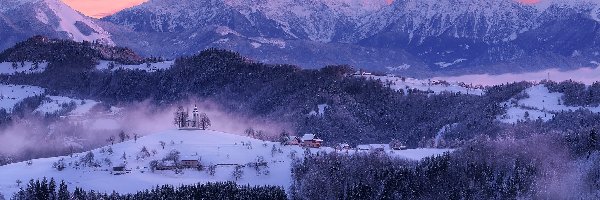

left=48, top=178, right=57, bottom=200
left=199, top=113, right=211, bottom=130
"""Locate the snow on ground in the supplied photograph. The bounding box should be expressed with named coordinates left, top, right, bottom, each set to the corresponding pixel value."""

left=386, top=64, right=411, bottom=72
left=361, top=75, right=484, bottom=95
left=44, top=0, right=114, bottom=45
left=389, top=148, right=454, bottom=160
left=309, top=104, right=329, bottom=116
left=35, top=96, right=99, bottom=115
left=435, top=59, right=467, bottom=68
left=498, top=84, right=600, bottom=123
left=0, top=84, right=45, bottom=112
left=0, top=62, right=48, bottom=75
left=96, top=60, right=175, bottom=72
left=0, top=129, right=453, bottom=197
left=434, top=64, right=600, bottom=86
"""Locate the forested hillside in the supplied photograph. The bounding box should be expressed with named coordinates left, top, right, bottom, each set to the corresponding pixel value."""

left=0, top=38, right=525, bottom=147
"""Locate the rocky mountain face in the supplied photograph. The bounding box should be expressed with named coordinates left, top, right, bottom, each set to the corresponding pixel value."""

left=0, top=0, right=113, bottom=51
left=2, top=0, right=600, bottom=76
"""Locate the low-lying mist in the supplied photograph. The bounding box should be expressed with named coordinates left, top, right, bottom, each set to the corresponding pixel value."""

left=434, top=65, right=600, bottom=86
left=0, top=98, right=291, bottom=164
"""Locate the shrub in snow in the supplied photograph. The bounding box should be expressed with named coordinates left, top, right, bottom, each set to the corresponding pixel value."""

left=207, top=164, right=217, bottom=176
left=80, top=152, right=99, bottom=167
left=246, top=156, right=269, bottom=176
left=149, top=160, right=159, bottom=172
left=232, top=165, right=244, bottom=181
left=137, top=146, right=151, bottom=160
left=52, top=158, right=66, bottom=171
left=103, top=158, right=112, bottom=167
left=163, top=150, right=180, bottom=163
left=107, top=147, right=113, bottom=155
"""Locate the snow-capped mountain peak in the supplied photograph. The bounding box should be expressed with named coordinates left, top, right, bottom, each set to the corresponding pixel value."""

left=0, top=0, right=114, bottom=46
left=40, top=0, right=114, bottom=45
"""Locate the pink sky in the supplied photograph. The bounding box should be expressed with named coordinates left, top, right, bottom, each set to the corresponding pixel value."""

left=62, top=0, right=540, bottom=19
left=61, top=0, right=147, bottom=18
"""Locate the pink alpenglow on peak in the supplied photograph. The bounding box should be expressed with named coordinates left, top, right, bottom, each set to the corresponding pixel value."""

left=61, top=0, right=147, bottom=18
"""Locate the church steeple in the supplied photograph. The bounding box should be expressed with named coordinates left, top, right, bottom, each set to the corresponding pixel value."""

left=192, top=105, right=199, bottom=127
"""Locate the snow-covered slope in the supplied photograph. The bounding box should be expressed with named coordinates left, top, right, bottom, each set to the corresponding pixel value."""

left=0, top=129, right=451, bottom=197
left=0, top=62, right=48, bottom=75
left=40, top=0, right=114, bottom=45
left=96, top=60, right=174, bottom=72
left=0, top=0, right=113, bottom=51
left=362, top=75, right=485, bottom=95
left=0, top=84, right=45, bottom=112
left=498, top=85, right=600, bottom=123
left=35, top=96, right=99, bottom=115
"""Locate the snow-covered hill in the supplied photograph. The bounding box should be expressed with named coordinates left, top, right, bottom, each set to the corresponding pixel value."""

left=35, top=96, right=99, bottom=115
left=362, top=75, right=485, bottom=95
left=0, top=84, right=44, bottom=112
left=498, top=84, right=600, bottom=123
left=96, top=60, right=174, bottom=72
left=0, top=129, right=451, bottom=197
left=0, top=0, right=113, bottom=50
left=0, top=62, right=48, bottom=75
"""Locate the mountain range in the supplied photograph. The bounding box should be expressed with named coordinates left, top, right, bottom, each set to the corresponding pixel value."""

left=2, top=0, right=600, bottom=76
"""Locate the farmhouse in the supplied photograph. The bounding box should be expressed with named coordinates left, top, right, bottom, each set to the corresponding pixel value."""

left=284, top=136, right=302, bottom=145
left=357, top=145, right=370, bottom=151
left=335, top=143, right=351, bottom=151
left=357, top=144, right=391, bottom=152
left=180, top=157, right=200, bottom=168
left=111, top=166, right=130, bottom=175
left=301, top=134, right=323, bottom=148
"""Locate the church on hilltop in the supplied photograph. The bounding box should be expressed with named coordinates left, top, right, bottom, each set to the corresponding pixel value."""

left=174, top=105, right=211, bottom=130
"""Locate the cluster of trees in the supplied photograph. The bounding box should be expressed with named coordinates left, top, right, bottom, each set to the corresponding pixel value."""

left=544, top=80, right=600, bottom=106
left=12, top=179, right=286, bottom=200
left=291, top=132, right=600, bottom=199
left=1, top=48, right=527, bottom=148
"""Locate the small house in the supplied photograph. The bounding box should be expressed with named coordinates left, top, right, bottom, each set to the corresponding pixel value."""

left=180, top=157, right=200, bottom=168
left=357, top=145, right=370, bottom=151
left=285, top=136, right=302, bottom=145
left=112, top=166, right=129, bottom=175
left=112, top=166, right=126, bottom=171
left=335, top=143, right=351, bottom=151
left=391, top=143, right=408, bottom=150
left=369, top=144, right=390, bottom=152
left=390, top=139, right=407, bottom=150
left=156, top=160, right=177, bottom=170
left=357, top=144, right=390, bottom=152
left=301, top=134, right=323, bottom=148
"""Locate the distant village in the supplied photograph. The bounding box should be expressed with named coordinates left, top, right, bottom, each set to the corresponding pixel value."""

left=280, top=133, right=407, bottom=152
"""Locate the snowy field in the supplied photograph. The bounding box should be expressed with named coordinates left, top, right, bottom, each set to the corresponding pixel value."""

left=361, top=75, right=484, bottom=95
left=96, top=60, right=175, bottom=72
left=0, top=129, right=452, bottom=197
left=434, top=63, right=600, bottom=86
left=35, top=96, right=99, bottom=115
left=0, top=84, right=45, bottom=112
left=0, top=62, right=48, bottom=75
left=498, top=85, right=600, bottom=123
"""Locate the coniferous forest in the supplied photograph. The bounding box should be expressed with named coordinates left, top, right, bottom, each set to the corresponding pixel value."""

left=11, top=178, right=285, bottom=200
left=1, top=37, right=600, bottom=199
